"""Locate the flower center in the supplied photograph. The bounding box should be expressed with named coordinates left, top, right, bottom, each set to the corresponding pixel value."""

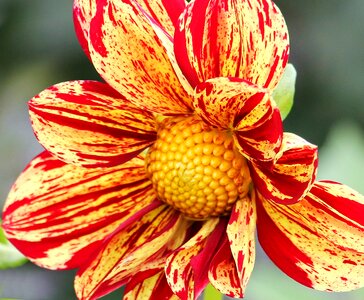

left=145, top=116, right=251, bottom=220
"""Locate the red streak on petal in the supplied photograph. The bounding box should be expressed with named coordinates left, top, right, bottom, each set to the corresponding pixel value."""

left=107, top=2, right=118, bottom=26
left=30, top=104, right=156, bottom=140
left=75, top=150, right=145, bottom=168
left=257, top=10, right=265, bottom=38
left=264, top=55, right=279, bottom=88
left=173, top=269, right=178, bottom=285
left=90, top=0, right=108, bottom=57
left=343, top=259, right=358, bottom=266
left=237, top=250, right=245, bottom=272
left=234, top=92, right=266, bottom=128
left=257, top=200, right=314, bottom=288
left=307, top=181, right=364, bottom=227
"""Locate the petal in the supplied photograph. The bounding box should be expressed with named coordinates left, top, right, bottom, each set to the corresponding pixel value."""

left=124, top=219, right=193, bottom=300
left=89, top=0, right=193, bottom=114
left=226, top=195, right=256, bottom=296
left=193, top=77, right=267, bottom=128
left=175, top=0, right=290, bottom=88
left=251, top=132, right=318, bottom=204
left=73, top=0, right=185, bottom=59
left=233, top=108, right=282, bottom=162
left=136, top=0, right=185, bottom=37
left=124, top=270, right=179, bottom=300
left=193, top=77, right=283, bottom=161
left=165, top=218, right=226, bottom=300
left=29, top=80, right=156, bottom=168
left=257, top=181, right=364, bottom=291
left=73, top=0, right=96, bottom=58
left=2, top=151, right=157, bottom=270
left=75, top=205, right=182, bottom=300
left=145, top=10, right=195, bottom=101
left=208, top=236, right=242, bottom=298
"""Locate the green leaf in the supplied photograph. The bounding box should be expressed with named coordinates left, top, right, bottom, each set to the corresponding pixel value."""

left=203, top=284, right=223, bottom=300
left=0, top=221, right=28, bottom=269
left=272, top=63, right=297, bottom=120
left=0, top=222, right=7, bottom=244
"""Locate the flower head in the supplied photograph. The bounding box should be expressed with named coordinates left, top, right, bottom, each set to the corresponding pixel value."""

left=2, top=0, right=364, bottom=299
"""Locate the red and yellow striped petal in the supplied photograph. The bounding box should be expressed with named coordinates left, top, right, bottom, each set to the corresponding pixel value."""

left=194, top=77, right=283, bottom=161
left=136, top=0, right=185, bottom=37
left=73, top=0, right=96, bottom=58
left=257, top=181, right=364, bottom=291
left=193, top=77, right=266, bottom=128
left=251, top=133, right=318, bottom=204
left=88, top=0, right=192, bottom=114
left=75, top=205, right=182, bottom=300
left=165, top=218, right=226, bottom=300
left=226, top=196, right=256, bottom=297
left=174, top=0, right=289, bottom=88
left=29, top=80, right=156, bottom=168
left=2, top=152, right=157, bottom=270
left=206, top=197, right=258, bottom=299
left=124, top=270, right=179, bottom=300
left=73, top=0, right=185, bottom=58
left=233, top=108, right=282, bottom=162
left=208, top=236, right=242, bottom=298
left=123, top=218, right=193, bottom=300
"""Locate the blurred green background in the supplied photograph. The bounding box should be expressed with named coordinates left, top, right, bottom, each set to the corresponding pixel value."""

left=0, top=0, right=363, bottom=299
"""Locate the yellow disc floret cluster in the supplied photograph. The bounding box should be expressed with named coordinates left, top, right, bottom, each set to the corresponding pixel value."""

left=145, top=116, right=252, bottom=220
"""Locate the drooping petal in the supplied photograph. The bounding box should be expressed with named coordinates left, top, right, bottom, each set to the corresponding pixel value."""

left=73, top=0, right=96, bottom=58
left=165, top=218, right=226, bottom=300
left=88, top=0, right=193, bottom=114
left=257, top=181, right=364, bottom=291
left=124, top=270, right=179, bottom=300
left=226, top=195, right=256, bottom=297
left=29, top=80, right=156, bottom=168
left=193, top=77, right=265, bottom=128
left=175, top=0, right=289, bottom=88
left=233, top=108, right=282, bottom=162
left=208, top=236, right=242, bottom=298
left=75, top=205, right=182, bottom=300
left=193, top=77, right=282, bottom=161
left=2, top=152, right=157, bottom=270
left=251, top=132, right=318, bottom=204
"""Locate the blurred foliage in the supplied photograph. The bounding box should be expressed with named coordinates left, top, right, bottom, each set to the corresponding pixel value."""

left=0, top=0, right=363, bottom=299
left=277, top=0, right=364, bottom=144
left=0, top=221, right=28, bottom=269
left=318, top=121, right=364, bottom=193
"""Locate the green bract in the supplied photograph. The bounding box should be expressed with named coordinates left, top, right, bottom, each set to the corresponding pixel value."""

left=272, top=63, right=297, bottom=120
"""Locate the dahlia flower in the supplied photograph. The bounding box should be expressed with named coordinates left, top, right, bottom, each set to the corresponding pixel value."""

left=2, top=0, right=364, bottom=299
